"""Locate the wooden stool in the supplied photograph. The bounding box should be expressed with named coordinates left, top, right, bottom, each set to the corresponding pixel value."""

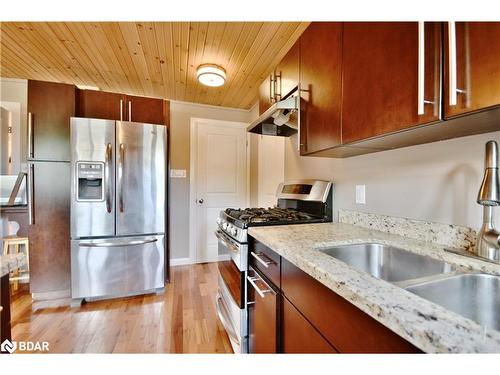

left=2, top=236, right=30, bottom=291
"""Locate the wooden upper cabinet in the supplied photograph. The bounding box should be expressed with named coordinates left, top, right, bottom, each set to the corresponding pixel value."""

left=299, top=22, right=343, bottom=155
left=77, top=89, right=125, bottom=121
left=28, top=80, right=75, bottom=161
left=258, top=75, right=275, bottom=114
left=124, top=94, right=165, bottom=124
left=275, top=41, right=300, bottom=100
left=341, top=22, right=442, bottom=144
left=443, top=22, right=500, bottom=118
left=77, top=90, right=167, bottom=125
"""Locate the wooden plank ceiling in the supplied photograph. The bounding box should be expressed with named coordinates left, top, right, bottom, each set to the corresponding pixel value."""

left=0, top=22, right=309, bottom=109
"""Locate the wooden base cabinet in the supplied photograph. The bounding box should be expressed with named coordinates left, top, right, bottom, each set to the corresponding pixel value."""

left=247, top=267, right=279, bottom=353
left=247, top=238, right=421, bottom=354
left=282, top=297, right=337, bottom=353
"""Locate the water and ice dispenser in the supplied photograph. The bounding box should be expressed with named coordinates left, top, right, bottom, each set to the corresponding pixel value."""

left=76, top=162, right=104, bottom=201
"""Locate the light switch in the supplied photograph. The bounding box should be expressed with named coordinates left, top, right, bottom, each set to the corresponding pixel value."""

left=170, top=169, right=187, bottom=178
left=355, top=185, right=366, bottom=204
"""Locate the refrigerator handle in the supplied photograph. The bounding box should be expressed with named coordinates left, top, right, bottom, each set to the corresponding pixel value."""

left=28, top=163, right=35, bottom=225
left=105, top=143, right=112, bottom=213
left=78, top=238, right=158, bottom=247
left=118, top=143, right=125, bottom=212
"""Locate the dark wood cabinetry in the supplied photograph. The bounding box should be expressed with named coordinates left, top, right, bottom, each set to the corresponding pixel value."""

left=247, top=238, right=421, bottom=353
left=275, top=41, right=299, bottom=101
left=77, top=89, right=167, bottom=125
left=1, top=275, right=11, bottom=341
left=258, top=75, right=275, bottom=114
left=282, top=297, right=337, bottom=353
left=247, top=267, right=279, bottom=353
left=281, top=257, right=421, bottom=353
left=28, top=80, right=75, bottom=161
left=299, top=22, right=343, bottom=155
left=443, top=22, right=500, bottom=118
left=76, top=89, right=125, bottom=121
left=28, top=161, right=71, bottom=298
left=341, top=22, right=441, bottom=144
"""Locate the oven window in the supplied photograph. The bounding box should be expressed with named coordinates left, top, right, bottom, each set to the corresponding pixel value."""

left=218, top=260, right=244, bottom=308
left=281, top=184, right=312, bottom=194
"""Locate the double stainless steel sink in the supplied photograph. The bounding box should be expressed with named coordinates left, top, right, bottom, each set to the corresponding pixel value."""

left=319, top=243, right=500, bottom=331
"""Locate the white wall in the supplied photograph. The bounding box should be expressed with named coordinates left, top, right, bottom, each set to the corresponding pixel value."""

left=285, top=131, right=500, bottom=231
left=258, top=136, right=285, bottom=207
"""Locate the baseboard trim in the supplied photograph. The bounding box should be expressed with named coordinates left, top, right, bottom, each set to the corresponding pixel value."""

left=170, top=257, right=194, bottom=266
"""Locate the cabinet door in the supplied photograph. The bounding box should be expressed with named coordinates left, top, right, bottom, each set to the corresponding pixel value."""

left=299, top=22, right=343, bottom=155
left=125, top=95, right=165, bottom=125
left=258, top=75, right=275, bottom=114
left=282, top=297, right=337, bottom=353
left=28, top=80, right=75, bottom=161
left=275, top=41, right=299, bottom=100
left=247, top=267, right=278, bottom=353
left=341, top=22, right=441, bottom=144
left=444, top=22, right=500, bottom=118
left=28, top=161, right=71, bottom=295
left=77, top=89, right=125, bottom=121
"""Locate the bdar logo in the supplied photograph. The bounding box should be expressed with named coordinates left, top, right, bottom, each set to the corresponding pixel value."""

left=1, top=339, right=16, bottom=353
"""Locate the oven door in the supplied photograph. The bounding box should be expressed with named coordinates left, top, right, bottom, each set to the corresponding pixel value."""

left=215, top=229, right=248, bottom=353
left=215, top=228, right=247, bottom=271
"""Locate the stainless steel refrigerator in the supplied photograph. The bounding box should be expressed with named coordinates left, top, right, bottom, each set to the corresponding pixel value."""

left=70, top=117, right=166, bottom=303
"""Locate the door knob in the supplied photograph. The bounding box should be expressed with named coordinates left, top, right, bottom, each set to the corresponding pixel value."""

left=198, top=199, right=204, bottom=204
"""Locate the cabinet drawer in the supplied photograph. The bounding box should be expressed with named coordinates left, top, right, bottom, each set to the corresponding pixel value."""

left=249, top=239, right=280, bottom=288
left=281, top=257, right=421, bottom=353
left=282, top=297, right=337, bottom=353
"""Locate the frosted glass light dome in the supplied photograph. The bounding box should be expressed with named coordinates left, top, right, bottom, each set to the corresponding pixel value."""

left=197, top=64, right=226, bottom=87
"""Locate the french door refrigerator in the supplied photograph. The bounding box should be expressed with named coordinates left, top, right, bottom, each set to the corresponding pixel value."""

left=70, top=117, right=166, bottom=303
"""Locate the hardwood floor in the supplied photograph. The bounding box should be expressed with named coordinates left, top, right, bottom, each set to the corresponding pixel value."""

left=10, top=263, right=233, bottom=353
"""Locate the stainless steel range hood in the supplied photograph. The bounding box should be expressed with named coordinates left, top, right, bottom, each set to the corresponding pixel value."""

left=247, top=95, right=299, bottom=137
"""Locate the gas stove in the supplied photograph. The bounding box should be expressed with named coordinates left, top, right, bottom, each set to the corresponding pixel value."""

left=216, top=180, right=333, bottom=243
left=215, top=179, right=333, bottom=353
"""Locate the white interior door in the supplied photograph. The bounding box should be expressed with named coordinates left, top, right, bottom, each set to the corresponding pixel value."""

left=192, top=118, right=247, bottom=263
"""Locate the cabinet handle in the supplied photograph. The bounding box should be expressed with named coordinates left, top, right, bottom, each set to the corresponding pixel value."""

left=417, top=22, right=434, bottom=115
left=251, top=251, right=275, bottom=268
left=28, top=112, right=34, bottom=159
left=28, top=163, right=34, bottom=225
left=247, top=274, right=273, bottom=298
left=128, top=101, right=132, bottom=121
left=119, top=99, right=123, bottom=121
left=269, top=74, right=274, bottom=103
left=274, top=72, right=281, bottom=101
left=448, top=22, right=466, bottom=106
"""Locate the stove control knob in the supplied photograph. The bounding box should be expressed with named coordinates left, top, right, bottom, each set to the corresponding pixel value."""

left=226, top=224, right=233, bottom=232
left=222, top=222, right=228, bottom=230
left=231, top=227, right=237, bottom=236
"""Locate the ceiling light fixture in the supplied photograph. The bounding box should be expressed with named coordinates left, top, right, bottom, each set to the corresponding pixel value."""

left=197, top=64, right=226, bottom=87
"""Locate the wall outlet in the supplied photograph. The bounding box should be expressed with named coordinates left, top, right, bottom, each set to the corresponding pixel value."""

left=355, top=185, right=366, bottom=204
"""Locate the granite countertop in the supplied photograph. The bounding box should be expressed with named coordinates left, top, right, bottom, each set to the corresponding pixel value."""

left=0, top=253, right=28, bottom=278
left=248, top=222, right=500, bottom=353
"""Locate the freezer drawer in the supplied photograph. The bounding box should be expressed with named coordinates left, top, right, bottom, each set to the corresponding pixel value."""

left=71, top=234, right=165, bottom=299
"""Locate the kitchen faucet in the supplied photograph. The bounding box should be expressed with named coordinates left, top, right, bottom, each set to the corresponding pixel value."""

left=475, top=140, right=500, bottom=263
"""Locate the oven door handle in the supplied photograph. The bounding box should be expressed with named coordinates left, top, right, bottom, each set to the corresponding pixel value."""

left=215, top=292, right=240, bottom=347
left=215, top=230, right=240, bottom=254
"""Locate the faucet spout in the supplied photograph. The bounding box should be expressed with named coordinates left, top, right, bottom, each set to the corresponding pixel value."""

left=475, top=141, right=500, bottom=263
